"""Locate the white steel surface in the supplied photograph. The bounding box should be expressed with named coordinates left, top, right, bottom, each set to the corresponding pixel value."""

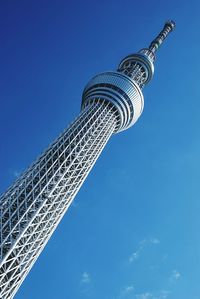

left=0, top=100, right=117, bottom=299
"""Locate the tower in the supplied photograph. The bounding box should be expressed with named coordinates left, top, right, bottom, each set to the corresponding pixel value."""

left=0, top=21, right=175, bottom=299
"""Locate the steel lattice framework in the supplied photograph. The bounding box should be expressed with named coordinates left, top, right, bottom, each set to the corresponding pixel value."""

left=0, top=21, right=175, bottom=299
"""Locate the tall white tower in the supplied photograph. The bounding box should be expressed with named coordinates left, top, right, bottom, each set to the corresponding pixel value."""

left=0, top=21, right=175, bottom=299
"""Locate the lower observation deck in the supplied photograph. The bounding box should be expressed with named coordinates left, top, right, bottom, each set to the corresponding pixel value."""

left=82, top=71, right=144, bottom=133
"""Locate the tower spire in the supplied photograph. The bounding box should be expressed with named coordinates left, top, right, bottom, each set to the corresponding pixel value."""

left=149, top=20, right=176, bottom=53
left=118, top=21, right=175, bottom=88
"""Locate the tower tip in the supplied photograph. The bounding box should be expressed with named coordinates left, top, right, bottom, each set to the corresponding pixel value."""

left=165, top=20, right=176, bottom=31
left=148, top=20, right=176, bottom=53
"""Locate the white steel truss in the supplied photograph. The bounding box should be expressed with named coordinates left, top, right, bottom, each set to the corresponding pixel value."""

left=0, top=100, right=117, bottom=299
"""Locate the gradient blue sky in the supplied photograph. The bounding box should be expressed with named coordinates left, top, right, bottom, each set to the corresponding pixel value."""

left=0, top=1, right=200, bottom=299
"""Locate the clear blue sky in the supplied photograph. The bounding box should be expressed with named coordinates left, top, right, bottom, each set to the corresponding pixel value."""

left=0, top=1, right=200, bottom=299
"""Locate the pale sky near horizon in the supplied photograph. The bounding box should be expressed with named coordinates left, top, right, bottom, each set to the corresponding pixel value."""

left=1, top=1, right=200, bottom=299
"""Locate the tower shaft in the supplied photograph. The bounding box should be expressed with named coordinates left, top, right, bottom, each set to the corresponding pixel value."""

left=0, top=101, right=117, bottom=299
